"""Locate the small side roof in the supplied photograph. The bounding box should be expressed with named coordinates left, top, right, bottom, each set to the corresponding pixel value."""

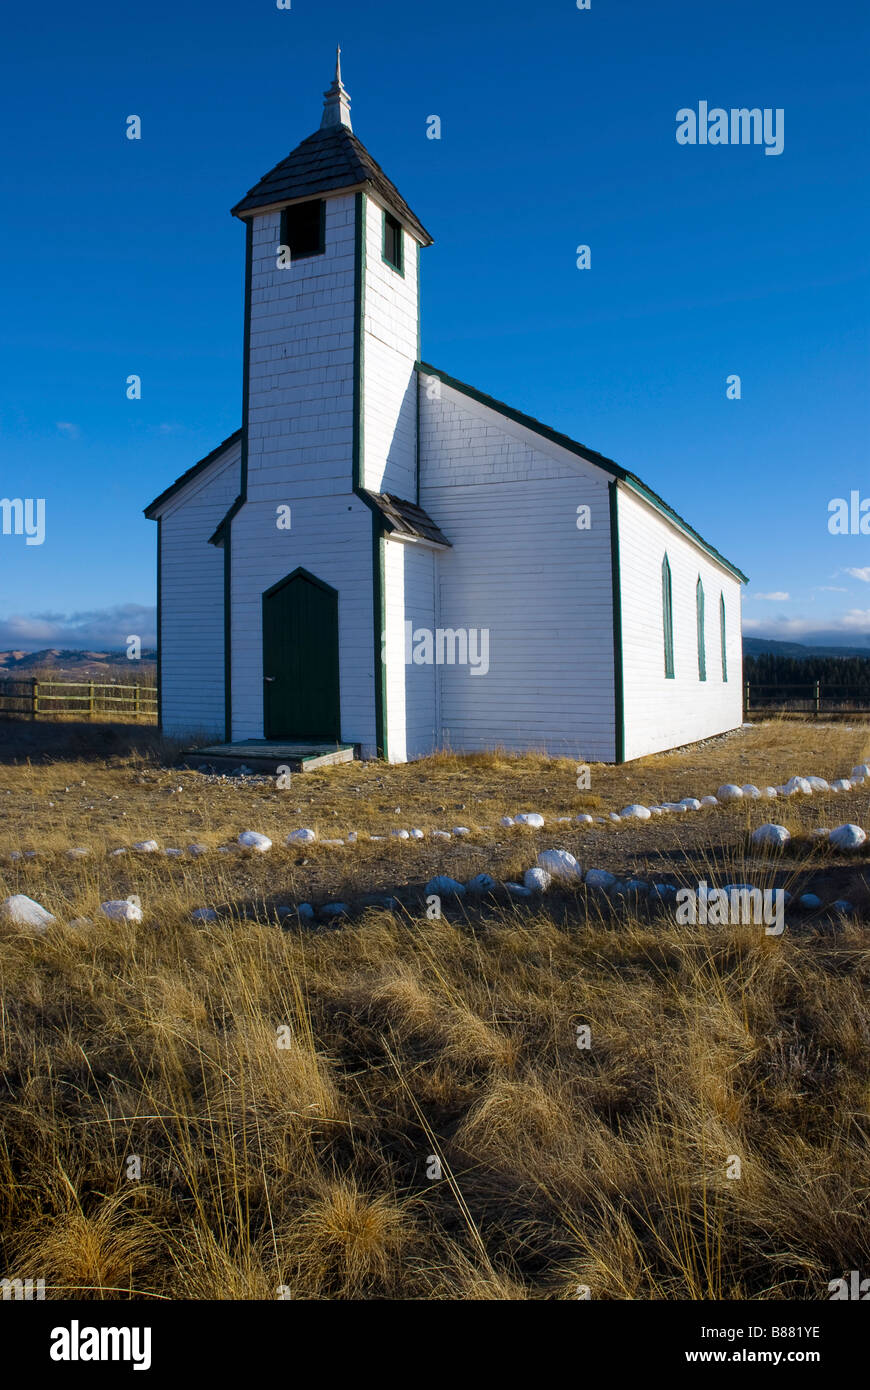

left=417, top=362, right=748, bottom=584
left=362, top=491, right=450, bottom=546
left=143, top=429, right=242, bottom=519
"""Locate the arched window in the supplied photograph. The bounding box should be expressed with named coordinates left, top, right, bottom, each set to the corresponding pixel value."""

left=720, top=592, right=727, bottom=682
left=696, top=578, right=706, bottom=681
left=662, top=555, right=675, bottom=678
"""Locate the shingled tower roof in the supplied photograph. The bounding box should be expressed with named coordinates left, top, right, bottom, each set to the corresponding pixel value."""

left=230, top=51, right=432, bottom=244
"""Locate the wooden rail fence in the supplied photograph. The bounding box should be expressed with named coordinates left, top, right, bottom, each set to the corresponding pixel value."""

left=0, top=679, right=158, bottom=722
left=744, top=682, right=870, bottom=718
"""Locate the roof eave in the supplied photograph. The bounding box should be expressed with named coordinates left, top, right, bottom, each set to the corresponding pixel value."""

left=416, top=361, right=748, bottom=585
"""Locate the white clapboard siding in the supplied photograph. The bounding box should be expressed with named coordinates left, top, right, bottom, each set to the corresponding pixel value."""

left=247, top=196, right=356, bottom=497
left=159, top=439, right=241, bottom=737
left=616, top=485, right=743, bottom=759
left=361, top=196, right=419, bottom=499
left=383, top=538, right=438, bottom=761
left=419, top=380, right=616, bottom=760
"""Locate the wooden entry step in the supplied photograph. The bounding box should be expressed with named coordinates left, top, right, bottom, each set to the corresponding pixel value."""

left=180, top=740, right=356, bottom=774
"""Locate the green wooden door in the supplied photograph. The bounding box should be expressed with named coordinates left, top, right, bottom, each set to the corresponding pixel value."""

left=262, top=569, right=340, bottom=740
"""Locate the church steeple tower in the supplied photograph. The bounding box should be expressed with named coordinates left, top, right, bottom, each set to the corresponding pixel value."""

left=321, top=46, right=352, bottom=130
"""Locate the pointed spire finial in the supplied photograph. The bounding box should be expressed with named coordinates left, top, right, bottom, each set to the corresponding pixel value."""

left=321, top=46, right=352, bottom=131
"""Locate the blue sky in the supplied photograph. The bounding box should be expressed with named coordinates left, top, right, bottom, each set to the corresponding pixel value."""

left=2, top=0, right=868, bottom=650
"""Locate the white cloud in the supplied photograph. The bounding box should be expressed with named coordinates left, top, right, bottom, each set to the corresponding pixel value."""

left=753, top=592, right=790, bottom=602
left=55, top=421, right=80, bottom=439
left=845, top=567, right=870, bottom=583
left=0, top=605, right=156, bottom=651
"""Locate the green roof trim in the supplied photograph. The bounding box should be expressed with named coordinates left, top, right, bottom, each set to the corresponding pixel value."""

left=417, top=361, right=749, bottom=585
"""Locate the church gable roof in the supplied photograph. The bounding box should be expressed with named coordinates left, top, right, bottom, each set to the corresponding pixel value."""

left=143, top=428, right=242, bottom=519
left=417, top=362, right=748, bottom=584
left=230, top=125, right=432, bottom=244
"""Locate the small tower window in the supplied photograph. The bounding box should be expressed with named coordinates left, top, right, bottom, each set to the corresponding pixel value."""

left=383, top=210, right=404, bottom=274
left=280, top=198, right=325, bottom=261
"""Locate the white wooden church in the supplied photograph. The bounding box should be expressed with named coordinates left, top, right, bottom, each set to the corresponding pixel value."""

left=145, top=56, right=747, bottom=764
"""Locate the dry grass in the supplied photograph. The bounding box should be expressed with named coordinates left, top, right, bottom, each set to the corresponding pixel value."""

left=0, top=718, right=868, bottom=1299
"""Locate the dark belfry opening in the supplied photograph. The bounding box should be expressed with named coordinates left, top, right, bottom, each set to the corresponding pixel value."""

left=280, top=198, right=325, bottom=260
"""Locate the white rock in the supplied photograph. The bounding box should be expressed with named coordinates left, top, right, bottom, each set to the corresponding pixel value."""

left=751, top=823, right=791, bottom=849
left=798, top=893, right=822, bottom=909
left=466, top=873, right=498, bottom=894
left=763, top=787, right=779, bottom=799
left=584, top=868, right=617, bottom=891
left=188, top=843, right=210, bottom=856
left=648, top=883, right=678, bottom=904
left=784, top=777, right=813, bottom=796
left=649, top=806, right=664, bottom=815
left=297, top=903, right=315, bottom=920
left=163, top=848, right=183, bottom=857
left=832, top=899, right=855, bottom=915
left=500, top=816, right=515, bottom=827
left=830, top=779, right=851, bottom=792
left=238, top=831, right=272, bottom=853
left=431, top=830, right=452, bottom=840
left=805, top=776, right=830, bottom=792
left=680, top=798, right=702, bottom=811
left=286, top=828, right=316, bottom=844
left=132, top=840, right=159, bottom=853
left=557, top=817, right=572, bottom=824
left=347, top=832, right=359, bottom=842
left=608, top=813, right=622, bottom=823
left=452, top=826, right=471, bottom=837
left=515, top=813, right=545, bottom=828
left=425, top=875, right=465, bottom=897
left=100, top=899, right=143, bottom=923
left=110, top=848, right=127, bottom=857
left=717, top=785, right=743, bottom=802
left=523, top=867, right=552, bottom=892
left=505, top=882, right=533, bottom=898
left=614, top=878, right=648, bottom=897
left=67, top=847, right=90, bottom=858
left=575, top=813, right=594, bottom=825
left=320, top=903, right=349, bottom=918
left=828, top=824, right=867, bottom=851
left=409, top=828, right=424, bottom=840
left=320, top=839, right=344, bottom=846
left=536, top=849, right=583, bottom=880
left=700, top=795, right=719, bottom=807
left=620, top=804, right=651, bottom=820
left=1, top=894, right=55, bottom=931
left=191, top=907, right=218, bottom=922
left=741, top=785, right=762, bottom=799
left=850, top=765, right=870, bottom=780
left=391, top=829, right=410, bottom=839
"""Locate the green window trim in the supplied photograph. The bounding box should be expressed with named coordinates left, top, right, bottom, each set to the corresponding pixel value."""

left=720, top=592, right=728, bottom=682
left=662, top=553, right=675, bottom=678
left=697, top=577, right=706, bottom=681
left=382, top=209, right=404, bottom=275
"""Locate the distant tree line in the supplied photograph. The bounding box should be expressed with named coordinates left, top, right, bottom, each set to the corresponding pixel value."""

left=744, top=653, right=870, bottom=692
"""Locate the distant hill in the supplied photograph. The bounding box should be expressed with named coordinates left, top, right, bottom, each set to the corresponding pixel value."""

left=0, top=648, right=157, bottom=678
left=743, top=636, right=870, bottom=660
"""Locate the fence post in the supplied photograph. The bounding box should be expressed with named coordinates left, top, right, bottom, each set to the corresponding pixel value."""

left=134, top=685, right=140, bottom=720
left=32, top=679, right=39, bottom=721
left=88, top=682, right=94, bottom=721
left=814, top=681, right=821, bottom=718
left=744, top=680, right=750, bottom=717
